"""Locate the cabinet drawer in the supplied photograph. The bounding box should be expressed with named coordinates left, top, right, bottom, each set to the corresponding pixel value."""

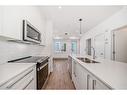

left=24, top=78, right=34, bottom=90
left=0, top=67, right=34, bottom=89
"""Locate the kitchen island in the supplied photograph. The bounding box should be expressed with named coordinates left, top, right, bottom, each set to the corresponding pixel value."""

left=69, top=54, right=127, bottom=89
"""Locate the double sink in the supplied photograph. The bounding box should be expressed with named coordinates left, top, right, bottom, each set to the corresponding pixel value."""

left=77, top=57, right=100, bottom=64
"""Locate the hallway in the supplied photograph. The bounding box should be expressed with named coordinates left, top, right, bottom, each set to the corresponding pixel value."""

left=45, top=59, right=75, bottom=90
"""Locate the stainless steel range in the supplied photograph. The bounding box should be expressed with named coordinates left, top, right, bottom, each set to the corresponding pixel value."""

left=8, top=56, right=49, bottom=89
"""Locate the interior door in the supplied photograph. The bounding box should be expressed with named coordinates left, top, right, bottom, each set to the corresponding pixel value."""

left=112, top=27, right=127, bottom=63
left=94, top=34, right=105, bottom=58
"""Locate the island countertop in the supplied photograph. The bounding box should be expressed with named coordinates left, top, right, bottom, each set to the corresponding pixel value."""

left=0, top=63, right=36, bottom=87
left=70, top=54, right=127, bottom=89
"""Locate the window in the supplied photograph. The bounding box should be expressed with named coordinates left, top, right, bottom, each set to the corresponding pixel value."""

left=71, top=41, right=77, bottom=54
left=55, top=42, right=61, bottom=52
left=54, top=41, right=66, bottom=53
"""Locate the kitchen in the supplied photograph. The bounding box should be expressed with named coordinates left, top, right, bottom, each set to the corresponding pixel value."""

left=0, top=5, right=127, bottom=90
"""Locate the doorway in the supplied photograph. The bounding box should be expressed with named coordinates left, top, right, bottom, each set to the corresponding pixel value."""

left=112, top=26, right=127, bottom=63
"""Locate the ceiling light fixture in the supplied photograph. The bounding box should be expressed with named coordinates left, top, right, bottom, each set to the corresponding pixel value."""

left=79, top=18, right=83, bottom=34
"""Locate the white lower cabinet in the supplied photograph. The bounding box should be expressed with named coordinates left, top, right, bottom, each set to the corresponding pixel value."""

left=94, top=79, right=110, bottom=90
left=87, top=74, right=110, bottom=90
left=75, top=62, right=87, bottom=89
left=0, top=65, right=36, bottom=90
left=72, top=59, right=111, bottom=90
left=72, top=60, right=78, bottom=88
left=72, top=60, right=87, bottom=89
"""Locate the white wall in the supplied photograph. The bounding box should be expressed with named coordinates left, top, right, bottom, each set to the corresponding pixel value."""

left=0, top=6, right=53, bottom=64
left=80, top=7, right=127, bottom=59
left=0, top=41, right=45, bottom=64
left=40, top=20, right=53, bottom=56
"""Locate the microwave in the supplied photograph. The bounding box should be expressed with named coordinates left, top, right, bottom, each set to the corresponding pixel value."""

left=23, top=20, right=41, bottom=44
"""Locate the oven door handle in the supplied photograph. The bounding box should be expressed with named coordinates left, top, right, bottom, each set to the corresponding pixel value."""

left=37, top=63, right=48, bottom=71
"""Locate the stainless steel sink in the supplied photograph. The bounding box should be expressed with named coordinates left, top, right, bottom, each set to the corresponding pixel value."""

left=77, top=57, right=100, bottom=63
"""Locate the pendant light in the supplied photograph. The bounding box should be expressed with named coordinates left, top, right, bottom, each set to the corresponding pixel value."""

left=79, top=18, right=82, bottom=34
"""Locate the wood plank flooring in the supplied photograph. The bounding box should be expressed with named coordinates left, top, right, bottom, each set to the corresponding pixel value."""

left=45, top=59, right=75, bottom=90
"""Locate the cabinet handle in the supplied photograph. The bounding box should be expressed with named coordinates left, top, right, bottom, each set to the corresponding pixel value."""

left=22, top=77, right=34, bottom=90
left=6, top=69, right=33, bottom=89
left=87, top=75, right=89, bottom=90
left=92, top=80, right=96, bottom=90
left=37, top=63, right=48, bottom=71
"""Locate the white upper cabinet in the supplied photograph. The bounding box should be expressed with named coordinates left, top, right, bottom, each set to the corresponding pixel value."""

left=0, top=6, right=45, bottom=45
left=2, top=7, right=23, bottom=40
left=0, top=7, right=3, bottom=35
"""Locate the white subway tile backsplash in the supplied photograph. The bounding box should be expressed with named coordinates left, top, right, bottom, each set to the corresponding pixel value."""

left=0, top=40, right=44, bottom=64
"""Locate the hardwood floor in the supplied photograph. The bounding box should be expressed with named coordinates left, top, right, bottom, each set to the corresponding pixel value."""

left=45, top=59, right=75, bottom=90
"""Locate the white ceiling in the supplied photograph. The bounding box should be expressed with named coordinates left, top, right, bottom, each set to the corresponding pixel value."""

left=41, top=6, right=123, bottom=38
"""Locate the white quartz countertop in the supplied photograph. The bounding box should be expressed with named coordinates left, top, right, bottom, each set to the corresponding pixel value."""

left=70, top=54, right=127, bottom=89
left=0, top=63, right=36, bottom=87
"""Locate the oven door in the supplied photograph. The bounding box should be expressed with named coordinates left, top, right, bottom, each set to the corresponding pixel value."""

left=23, top=20, right=41, bottom=44
left=37, top=61, right=48, bottom=89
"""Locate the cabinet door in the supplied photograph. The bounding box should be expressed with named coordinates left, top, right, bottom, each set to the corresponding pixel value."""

left=87, top=74, right=94, bottom=90
left=87, top=74, right=110, bottom=90
left=2, top=7, right=23, bottom=40
left=72, top=61, right=88, bottom=89
left=93, top=79, right=110, bottom=90
left=75, top=63, right=88, bottom=89
left=72, top=61, right=79, bottom=89
left=24, top=79, right=35, bottom=90
left=0, top=7, right=3, bottom=34
left=0, top=66, right=36, bottom=90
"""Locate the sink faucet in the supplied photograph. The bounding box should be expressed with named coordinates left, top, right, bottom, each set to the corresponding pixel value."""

left=91, top=47, right=95, bottom=59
